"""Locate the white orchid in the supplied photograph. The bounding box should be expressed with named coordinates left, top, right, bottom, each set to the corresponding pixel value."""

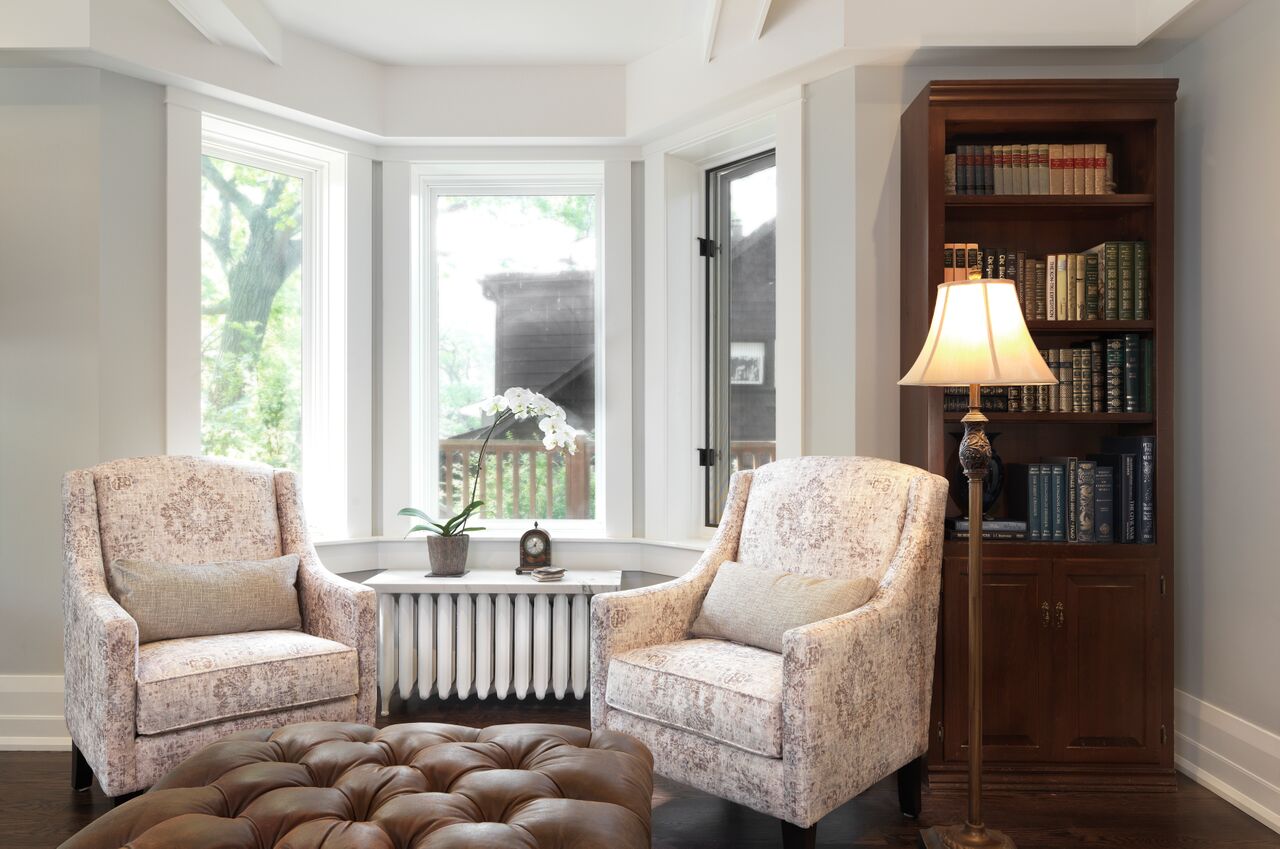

left=503, top=386, right=535, bottom=416
left=402, top=387, right=582, bottom=538
left=528, top=392, right=560, bottom=418
left=480, top=394, right=509, bottom=415
left=539, top=413, right=579, bottom=454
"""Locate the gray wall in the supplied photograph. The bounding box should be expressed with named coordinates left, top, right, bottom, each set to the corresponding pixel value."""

left=1166, top=0, right=1280, bottom=735
left=800, top=6, right=1279, bottom=750
left=0, top=68, right=165, bottom=675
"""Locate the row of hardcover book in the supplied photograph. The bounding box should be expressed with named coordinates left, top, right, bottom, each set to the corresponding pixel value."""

left=942, top=241, right=1149, bottom=321
left=945, top=142, right=1116, bottom=195
left=949, top=439, right=1156, bottom=544
left=1029, top=439, right=1156, bottom=543
left=942, top=336, right=1153, bottom=414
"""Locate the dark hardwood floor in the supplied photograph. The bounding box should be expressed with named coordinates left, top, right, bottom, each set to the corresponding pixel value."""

left=7, top=696, right=1278, bottom=849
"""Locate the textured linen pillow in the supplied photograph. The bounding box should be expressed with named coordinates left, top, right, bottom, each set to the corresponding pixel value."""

left=106, top=554, right=302, bottom=643
left=690, top=560, right=879, bottom=653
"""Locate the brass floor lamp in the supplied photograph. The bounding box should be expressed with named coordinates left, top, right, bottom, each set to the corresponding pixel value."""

left=900, top=277, right=1057, bottom=849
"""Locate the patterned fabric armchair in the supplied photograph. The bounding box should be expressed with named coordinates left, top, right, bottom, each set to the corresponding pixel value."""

left=591, top=456, right=948, bottom=847
left=62, top=455, right=377, bottom=799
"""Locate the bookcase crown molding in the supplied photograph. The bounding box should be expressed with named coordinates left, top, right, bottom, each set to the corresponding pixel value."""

left=922, top=78, right=1179, bottom=105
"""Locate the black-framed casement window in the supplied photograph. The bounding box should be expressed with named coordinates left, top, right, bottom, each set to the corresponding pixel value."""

left=703, top=150, right=777, bottom=526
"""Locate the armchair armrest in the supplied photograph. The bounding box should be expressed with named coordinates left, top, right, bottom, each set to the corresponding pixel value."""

left=590, top=471, right=754, bottom=726
left=62, top=471, right=139, bottom=796
left=275, top=471, right=378, bottom=724
left=779, top=472, right=947, bottom=827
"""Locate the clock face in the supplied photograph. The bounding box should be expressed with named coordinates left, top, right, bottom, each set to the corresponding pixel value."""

left=524, top=535, right=546, bottom=556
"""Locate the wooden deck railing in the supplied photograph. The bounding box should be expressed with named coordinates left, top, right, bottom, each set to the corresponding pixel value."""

left=439, top=436, right=595, bottom=520
left=730, top=440, right=776, bottom=472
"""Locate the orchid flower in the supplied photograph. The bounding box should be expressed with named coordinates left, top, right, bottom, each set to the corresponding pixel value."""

left=400, top=386, right=582, bottom=536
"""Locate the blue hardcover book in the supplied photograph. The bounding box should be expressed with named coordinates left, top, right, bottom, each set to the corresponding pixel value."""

left=1028, top=464, right=1043, bottom=541
left=1050, top=464, right=1067, bottom=542
left=1038, top=463, right=1053, bottom=542
left=1090, top=452, right=1134, bottom=543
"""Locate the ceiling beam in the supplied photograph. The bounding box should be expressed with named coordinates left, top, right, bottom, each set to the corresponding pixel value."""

left=703, top=0, right=724, bottom=62
left=167, top=0, right=283, bottom=65
left=752, top=0, right=774, bottom=40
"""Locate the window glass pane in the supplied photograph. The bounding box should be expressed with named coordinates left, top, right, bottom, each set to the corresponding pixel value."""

left=199, top=156, right=303, bottom=469
left=435, top=194, right=597, bottom=521
left=707, top=154, right=776, bottom=524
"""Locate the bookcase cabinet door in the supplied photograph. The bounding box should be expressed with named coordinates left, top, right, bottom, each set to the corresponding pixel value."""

left=942, top=556, right=1053, bottom=763
left=1051, top=558, right=1162, bottom=763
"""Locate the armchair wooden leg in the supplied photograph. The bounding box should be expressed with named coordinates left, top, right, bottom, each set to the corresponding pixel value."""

left=780, top=820, right=816, bottom=849
left=71, top=742, right=93, bottom=792
left=112, top=790, right=144, bottom=807
left=897, top=754, right=926, bottom=818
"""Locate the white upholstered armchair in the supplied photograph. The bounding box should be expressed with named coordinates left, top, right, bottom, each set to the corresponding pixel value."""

left=62, top=455, right=377, bottom=800
left=591, top=456, right=948, bottom=848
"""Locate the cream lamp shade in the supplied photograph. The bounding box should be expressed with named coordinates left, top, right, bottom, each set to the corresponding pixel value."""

left=900, top=278, right=1058, bottom=387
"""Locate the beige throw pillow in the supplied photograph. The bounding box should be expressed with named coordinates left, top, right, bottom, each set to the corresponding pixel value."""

left=690, top=561, right=878, bottom=653
left=107, top=554, right=302, bottom=643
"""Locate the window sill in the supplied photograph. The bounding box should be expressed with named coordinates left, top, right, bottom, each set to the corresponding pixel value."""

left=314, top=535, right=708, bottom=578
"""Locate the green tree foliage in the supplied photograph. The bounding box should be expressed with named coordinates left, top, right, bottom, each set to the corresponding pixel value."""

left=199, top=157, right=303, bottom=469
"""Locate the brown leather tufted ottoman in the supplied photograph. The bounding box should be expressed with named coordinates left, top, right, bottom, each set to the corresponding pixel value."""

left=60, top=722, right=654, bottom=848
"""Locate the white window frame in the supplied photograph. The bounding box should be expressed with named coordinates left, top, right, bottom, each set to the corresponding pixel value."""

left=408, top=162, right=613, bottom=535
left=641, top=90, right=805, bottom=542
left=173, top=113, right=349, bottom=537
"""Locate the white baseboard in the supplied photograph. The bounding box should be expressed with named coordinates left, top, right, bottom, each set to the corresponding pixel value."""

left=1175, top=689, right=1280, bottom=835
left=0, top=675, right=70, bottom=750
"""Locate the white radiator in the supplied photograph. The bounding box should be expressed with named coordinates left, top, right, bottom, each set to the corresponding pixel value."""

left=365, top=570, right=622, bottom=714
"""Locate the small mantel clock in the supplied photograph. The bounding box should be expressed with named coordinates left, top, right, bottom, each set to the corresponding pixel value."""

left=517, top=522, right=551, bottom=574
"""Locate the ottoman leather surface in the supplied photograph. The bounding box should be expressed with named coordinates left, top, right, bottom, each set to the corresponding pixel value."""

left=61, top=722, right=654, bottom=848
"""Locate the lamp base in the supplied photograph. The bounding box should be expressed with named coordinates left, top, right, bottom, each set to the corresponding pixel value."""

left=919, top=824, right=1016, bottom=849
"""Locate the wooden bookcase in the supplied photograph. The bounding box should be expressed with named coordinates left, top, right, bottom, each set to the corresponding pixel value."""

left=900, top=79, right=1177, bottom=790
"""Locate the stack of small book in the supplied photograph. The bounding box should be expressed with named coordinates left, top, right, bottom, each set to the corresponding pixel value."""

left=530, top=566, right=565, bottom=582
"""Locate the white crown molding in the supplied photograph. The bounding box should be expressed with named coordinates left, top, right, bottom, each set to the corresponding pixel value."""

left=1, top=0, right=1236, bottom=147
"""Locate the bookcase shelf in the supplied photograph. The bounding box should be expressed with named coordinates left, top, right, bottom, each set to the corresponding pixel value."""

left=1026, top=320, right=1154, bottom=333
left=901, top=78, right=1177, bottom=791
left=945, top=193, right=1154, bottom=208
left=943, top=540, right=1160, bottom=557
left=941, top=412, right=1154, bottom=424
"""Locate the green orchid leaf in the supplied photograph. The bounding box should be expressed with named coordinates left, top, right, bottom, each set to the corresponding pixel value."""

left=398, top=507, right=432, bottom=521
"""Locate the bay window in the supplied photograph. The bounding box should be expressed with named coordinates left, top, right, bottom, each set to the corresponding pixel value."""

left=194, top=115, right=348, bottom=536
left=412, top=165, right=607, bottom=531
left=704, top=150, right=778, bottom=525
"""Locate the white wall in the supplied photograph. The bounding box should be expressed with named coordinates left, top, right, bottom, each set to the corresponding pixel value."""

left=1164, top=0, right=1280, bottom=830
left=803, top=68, right=858, bottom=456
left=0, top=67, right=166, bottom=743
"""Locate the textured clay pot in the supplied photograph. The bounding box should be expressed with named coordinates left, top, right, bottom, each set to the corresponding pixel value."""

left=426, top=534, right=469, bottom=576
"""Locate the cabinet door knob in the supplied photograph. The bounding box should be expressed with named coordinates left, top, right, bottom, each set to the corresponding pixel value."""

left=1041, top=601, right=1050, bottom=628
left=1055, top=601, right=1065, bottom=629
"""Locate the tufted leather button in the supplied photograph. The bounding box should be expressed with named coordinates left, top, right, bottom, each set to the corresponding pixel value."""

left=60, top=722, right=654, bottom=849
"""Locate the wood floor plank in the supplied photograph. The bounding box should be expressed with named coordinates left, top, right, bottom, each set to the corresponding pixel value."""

left=10, top=698, right=1278, bottom=849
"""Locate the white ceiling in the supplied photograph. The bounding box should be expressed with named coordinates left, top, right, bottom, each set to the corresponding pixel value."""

left=260, top=0, right=706, bottom=65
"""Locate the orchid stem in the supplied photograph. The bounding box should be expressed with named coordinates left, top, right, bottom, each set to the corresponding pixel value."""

left=462, top=410, right=508, bottom=535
